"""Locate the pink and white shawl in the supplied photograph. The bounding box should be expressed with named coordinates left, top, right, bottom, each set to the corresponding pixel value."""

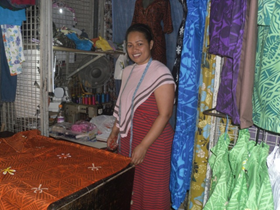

left=113, top=60, right=175, bottom=138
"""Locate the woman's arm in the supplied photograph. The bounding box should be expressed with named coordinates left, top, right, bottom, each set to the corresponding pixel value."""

left=131, top=83, right=174, bottom=165
left=107, top=120, right=120, bottom=150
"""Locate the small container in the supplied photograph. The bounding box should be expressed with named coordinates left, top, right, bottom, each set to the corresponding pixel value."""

left=57, top=104, right=65, bottom=123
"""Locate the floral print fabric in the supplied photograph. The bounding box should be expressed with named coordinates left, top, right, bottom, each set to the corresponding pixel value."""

left=0, top=130, right=131, bottom=210
left=1, top=25, right=25, bottom=75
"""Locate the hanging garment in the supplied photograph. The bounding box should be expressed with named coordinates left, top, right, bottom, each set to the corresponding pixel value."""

left=244, top=141, right=274, bottom=210
left=208, top=0, right=233, bottom=57
left=187, top=0, right=217, bottom=208
left=203, top=132, right=232, bottom=210
left=257, top=142, right=274, bottom=210
left=245, top=141, right=261, bottom=209
left=235, top=0, right=258, bottom=129
left=267, top=146, right=280, bottom=210
left=0, top=26, right=17, bottom=103
left=171, top=0, right=187, bottom=103
left=214, top=0, right=247, bottom=125
left=170, top=0, right=207, bottom=209
left=253, top=0, right=280, bottom=133
left=10, top=0, right=35, bottom=6
left=131, top=0, right=173, bottom=64
left=208, top=0, right=247, bottom=125
left=226, top=129, right=250, bottom=210
left=0, top=6, right=26, bottom=25
left=1, top=25, right=25, bottom=75
left=0, top=0, right=35, bottom=10
left=119, top=93, right=174, bottom=210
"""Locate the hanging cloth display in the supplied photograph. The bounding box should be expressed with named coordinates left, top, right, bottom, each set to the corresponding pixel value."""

left=0, top=6, right=26, bottom=25
left=256, top=141, right=275, bottom=209
left=267, top=146, right=280, bottom=209
left=0, top=26, right=17, bottom=103
left=203, top=131, right=232, bottom=210
left=235, top=0, right=258, bottom=129
left=253, top=0, right=280, bottom=134
left=131, top=0, right=173, bottom=64
left=1, top=25, right=25, bottom=75
left=171, top=0, right=187, bottom=104
left=0, top=0, right=35, bottom=11
left=227, top=129, right=250, bottom=209
left=244, top=141, right=274, bottom=209
left=209, top=0, right=247, bottom=125
left=187, top=0, right=217, bottom=208
left=169, top=0, right=207, bottom=209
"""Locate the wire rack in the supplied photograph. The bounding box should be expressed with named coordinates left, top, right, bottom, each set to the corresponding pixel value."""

left=1, top=5, right=41, bottom=132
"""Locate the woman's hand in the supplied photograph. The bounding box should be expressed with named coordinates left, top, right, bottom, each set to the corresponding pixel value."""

left=131, top=143, right=148, bottom=165
left=107, top=120, right=119, bottom=151
left=107, top=133, right=118, bottom=151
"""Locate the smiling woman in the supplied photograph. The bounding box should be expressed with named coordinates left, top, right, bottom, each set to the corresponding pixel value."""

left=126, top=24, right=154, bottom=65
left=107, top=23, right=176, bottom=209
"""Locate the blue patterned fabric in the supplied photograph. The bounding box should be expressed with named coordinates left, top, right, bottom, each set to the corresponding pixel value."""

left=170, top=0, right=207, bottom=209
left=0, top=6, right=26, bottom=25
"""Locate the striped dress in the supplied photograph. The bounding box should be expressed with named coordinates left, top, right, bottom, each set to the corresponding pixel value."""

left=119, top=93, right=174, bottom=210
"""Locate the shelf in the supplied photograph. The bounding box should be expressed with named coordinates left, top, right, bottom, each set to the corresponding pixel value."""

left=53, top=46, right=124, bottom=79
left=53, top=46, right=124, bottom=56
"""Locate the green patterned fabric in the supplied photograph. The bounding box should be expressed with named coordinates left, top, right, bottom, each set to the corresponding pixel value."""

left=204, top=129, right=274, bottom=210
left=253, top=0, right=280, bottom=133
left=245, top=141, right=274, bottom=210
left=203, top=133, right=232, bottom=210
left=257, top=142, right=274, bottom=210
left=245, top=141, right=261, bottom=209
left=227, top=129, right=249, bottom=210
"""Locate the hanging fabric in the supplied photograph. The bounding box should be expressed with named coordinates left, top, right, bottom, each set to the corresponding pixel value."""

left=0, top=6, right=26, bottom=25
left=244, top=140, right=274, bottom=209
left=1, top=25, right=25, bottom=75
left=204, top=128, right=275, bottom=209
left=131, top=0, right=173, bottom=65
left=203, top=128, right=232, bottom=210
left=171, top=0, right=187, bottom=104
left=187, top=0, right=217, bottom=208
left=170, top=0, right=207, bottom=208
left=209, top=0, right=247, bottom=125
left=267, top=146, right=280, bottom=210
left=226, top=129, right=250, bottom=209
left=253, top=0, right=280, bottom=134
left=235, top=0, right=258, bottom=129
left=0, top=26, right=17, bottom=103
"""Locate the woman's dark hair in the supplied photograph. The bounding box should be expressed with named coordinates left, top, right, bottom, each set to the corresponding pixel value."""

left=125, top=23, right=153, bottom=43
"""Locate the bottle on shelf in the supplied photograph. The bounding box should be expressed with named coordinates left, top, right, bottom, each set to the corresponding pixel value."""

left=57, top=104, right=65, bottom=123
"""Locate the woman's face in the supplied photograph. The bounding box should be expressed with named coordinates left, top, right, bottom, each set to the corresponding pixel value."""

left=126, top=31, right=153, bottom=65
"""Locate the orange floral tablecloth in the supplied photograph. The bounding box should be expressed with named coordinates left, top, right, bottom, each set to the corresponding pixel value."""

left=0, top=130, right=131, bottom=210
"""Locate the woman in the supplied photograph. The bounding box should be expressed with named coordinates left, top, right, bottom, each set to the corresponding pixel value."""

left=107, top=23, right=175, bottom=209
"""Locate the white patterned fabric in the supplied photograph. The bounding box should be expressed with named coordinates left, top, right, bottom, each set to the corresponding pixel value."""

left=267, top=146, right=280, bottom=210
left=1, top=25, right=25, bottom=75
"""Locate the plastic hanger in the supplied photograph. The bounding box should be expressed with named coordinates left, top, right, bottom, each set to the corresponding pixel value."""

left=203, top=107, right=232, bottom=119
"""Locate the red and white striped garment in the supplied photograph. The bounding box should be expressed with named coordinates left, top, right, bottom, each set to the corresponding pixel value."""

left=119, top=93, right=174, bottom=210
